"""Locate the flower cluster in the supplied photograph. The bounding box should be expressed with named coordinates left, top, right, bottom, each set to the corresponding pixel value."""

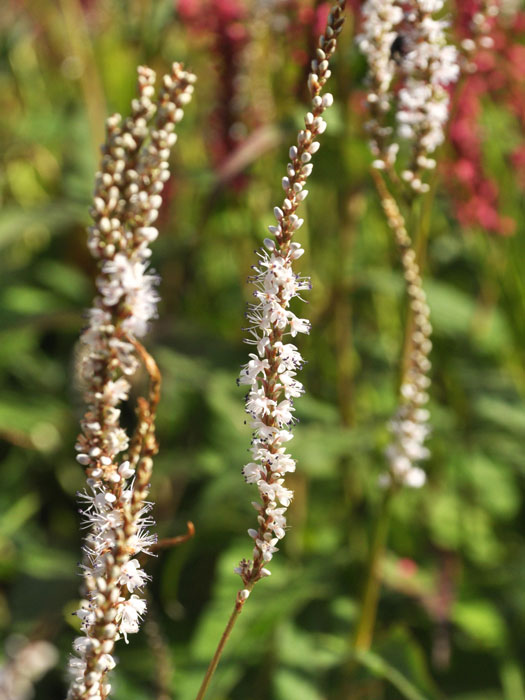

left=356, top=0, right=403, bottom=169
left=234, top=0, right=346, bottom=593
left=357, top=0, right=459, bottom=191
left=397, top=1, right=460, bottom=189
left=358, top=1, right=459, bottom=487
left=443, top=1, right=523, bottom=235
left=67, top=63, right=195, bottom=700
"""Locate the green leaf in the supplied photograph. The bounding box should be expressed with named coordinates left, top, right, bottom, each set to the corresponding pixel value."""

left=274, top=668, right=323, bottom=700
left=425, top=280, right=475, bottom=336
left=0, top=494, right=39, bottom=538
left=500, top=657, right=525, bottom=700
left=351, top=649, right=431, bottom=700
left=0, top=203, right=85, bottom=252
left=453, top=600, right=506, bottom=649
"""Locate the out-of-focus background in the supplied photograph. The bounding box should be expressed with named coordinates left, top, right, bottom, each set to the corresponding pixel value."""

left=1, top=1, right=525, bottom=698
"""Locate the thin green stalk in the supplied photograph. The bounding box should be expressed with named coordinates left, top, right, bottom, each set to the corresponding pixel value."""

left=353, top=486, right=393, bottom=652
left=194, top=592, right=249, bottom=700
left=58, top=0, right=107, bottom=157
left=352, top=170, right=435, bottom=661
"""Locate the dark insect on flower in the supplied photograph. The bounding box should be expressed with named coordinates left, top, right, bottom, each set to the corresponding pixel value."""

left=390, top=34, right=409, bottom=63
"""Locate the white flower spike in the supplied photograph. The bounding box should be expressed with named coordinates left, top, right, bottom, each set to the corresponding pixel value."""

left=235, top=0, right=346, bottom=589
left=67, top=63, right=195, bottom=700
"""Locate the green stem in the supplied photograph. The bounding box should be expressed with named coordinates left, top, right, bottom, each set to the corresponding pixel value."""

left=194, top=592, right=248, bottom=700
left=353, top=487, right=393, bottom=652
left=59, top=0, right=107, bottom=157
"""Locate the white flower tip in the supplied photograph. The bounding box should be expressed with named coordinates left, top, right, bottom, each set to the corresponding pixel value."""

left=405, top=467, right=426, bottom=488
left=316, top=119, right=327, bottom=134
left=118, top=460, right=135, bottom=479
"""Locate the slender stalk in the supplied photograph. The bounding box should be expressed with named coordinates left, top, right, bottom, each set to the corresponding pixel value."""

left=195, top=591, right=250, bottom=700
left=334, top=193, right=359, bottom=428
left=58, top=0, right=107, bottom=156
left=353, top=486, right=393, bottom=651
left=193, top=5, right=346, bottom=697
left=351, top=170, right=433, bottom=660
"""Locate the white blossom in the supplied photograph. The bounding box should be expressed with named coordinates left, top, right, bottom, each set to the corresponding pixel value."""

left=118, top=559, right=150, bottom=593
left=115, top=595, right=148, bottom=643
left=396, top=6, right=460, bottom=174
left=235, top=0, right=346, bottom=587
left=357, top=0, right=459, bottom=185
left=68, top=63, right=195, bottom=700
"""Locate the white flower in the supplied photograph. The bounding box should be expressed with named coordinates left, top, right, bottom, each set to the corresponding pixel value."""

left=255, top=537, right=279, bottom=562
left=405, top=466, right=426, bottom=488
left=267, top=507, right=288, bottom=539
left=127, top=526, right=157, bottom=555
left=252, top=421, right=280, bottom=442
left=384, top=383, right=431, bottom=488
left=118, top=559, right=149, bottom=592
left=258, top=479, right=294, bottom=507
left=69, top=62, right=196, bottom=700
left=288, top=313, right=310, bottom=337
left=246, top=388, right=276, bottom=418
left=100, top=254, right=160, bottom=338
left=270, top=451, right=296, bottom=474
left=68, top=656, right=87, bottom=681
left=235, top=0, right=344, bottom=584
left=243, top=462, right=265, bottom=483
left=75, top=606, right=96, bottom=632
left=276, top=343, right=304, bottom=371
left=278, top=371, right=304, bottom=399
left=239, top=354, right=270, bottom=385
left=103, top=378, right=130, bottom=406
left=273, top=399, right=294, bottom=426
left=116, top=595, right=147, bottom=643
left=358, top=0, right=459, bottom=178
left=395, top=3, right=459, bottom=163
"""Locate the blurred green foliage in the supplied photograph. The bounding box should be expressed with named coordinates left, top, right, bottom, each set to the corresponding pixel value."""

left=0, top=1, right=525, bottom=698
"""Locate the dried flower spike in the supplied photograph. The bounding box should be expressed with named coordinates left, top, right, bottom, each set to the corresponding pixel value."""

left=67, top=63, right=195, bottom=700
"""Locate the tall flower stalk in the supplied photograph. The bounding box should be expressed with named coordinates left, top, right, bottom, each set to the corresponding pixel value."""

left=67, top=63, right=195, bottom=700
left=194, top=3, right=346, bottom=698
left=354, top=0, right=460, bottom=653
left=358, top=0, right=458, bottom=488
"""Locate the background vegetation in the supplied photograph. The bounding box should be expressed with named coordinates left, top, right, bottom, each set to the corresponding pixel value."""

left=1, top=1, right=525, bottom=698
